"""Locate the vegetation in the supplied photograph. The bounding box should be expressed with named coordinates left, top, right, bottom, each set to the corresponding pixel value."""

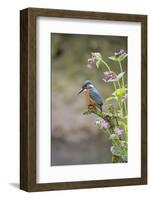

left=84, top=50, right=128, bottom=163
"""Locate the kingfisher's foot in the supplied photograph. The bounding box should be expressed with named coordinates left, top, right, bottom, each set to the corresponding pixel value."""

left=88, top=104, right=95, bottom=110
left=83, top=110, right=90, bottom=115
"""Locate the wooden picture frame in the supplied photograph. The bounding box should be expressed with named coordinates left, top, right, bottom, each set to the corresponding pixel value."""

left=20, top=7, right=147, bottom=192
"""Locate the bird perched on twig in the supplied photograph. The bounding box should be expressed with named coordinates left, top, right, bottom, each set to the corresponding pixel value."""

left=78, top=80, right=104, bottom=111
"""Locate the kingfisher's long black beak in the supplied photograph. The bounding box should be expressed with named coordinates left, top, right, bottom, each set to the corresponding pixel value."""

left=77, top=88, right=83, bottom=95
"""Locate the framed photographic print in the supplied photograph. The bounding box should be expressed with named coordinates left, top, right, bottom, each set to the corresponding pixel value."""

left=20, top=8, right=147, bottom=191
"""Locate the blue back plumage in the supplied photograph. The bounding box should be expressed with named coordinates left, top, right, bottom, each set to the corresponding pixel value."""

left=88, top=87, right=103, bottom=105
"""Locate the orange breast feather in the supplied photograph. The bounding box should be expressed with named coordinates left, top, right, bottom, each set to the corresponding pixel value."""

left=83, top=89, right=96, bottom=106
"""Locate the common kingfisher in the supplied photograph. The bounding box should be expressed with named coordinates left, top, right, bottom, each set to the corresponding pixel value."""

left=78, top=80, right=104, bottom=111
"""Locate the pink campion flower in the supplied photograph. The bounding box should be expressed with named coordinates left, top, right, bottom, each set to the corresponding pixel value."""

left=114, top=52, right=119, bottom=56
left=88, top=58, right=94, bottom=63
left=115, top=127, right=123, bottom=135
left=100, top=120, right=109, bottom=129
left=87, top=63, right=93, bottom=69
left=91, top=52, right=101, bottom=60
left=87, top=52, right=101, bottom=69
left=102, top=71, right=117, bottom=82
left=114, top=49, right=127, bottom=57
left=87, top=58, right=94, bottom=69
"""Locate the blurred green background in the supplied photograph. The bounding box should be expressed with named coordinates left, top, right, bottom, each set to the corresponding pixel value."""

left=51, top=33, right=127, bottom=166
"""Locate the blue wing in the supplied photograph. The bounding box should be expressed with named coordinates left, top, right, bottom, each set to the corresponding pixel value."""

left=89, top=87, right=103, bottom=105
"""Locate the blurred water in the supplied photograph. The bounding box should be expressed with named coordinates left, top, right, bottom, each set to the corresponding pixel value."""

left=51, top=133, right=112, bottom=166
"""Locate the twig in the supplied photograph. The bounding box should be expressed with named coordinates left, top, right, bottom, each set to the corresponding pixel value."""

left=83, top=106, right=118, bottom=125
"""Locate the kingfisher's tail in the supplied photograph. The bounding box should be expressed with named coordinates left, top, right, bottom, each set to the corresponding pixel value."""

left=98, top=104, right=103, bottom=112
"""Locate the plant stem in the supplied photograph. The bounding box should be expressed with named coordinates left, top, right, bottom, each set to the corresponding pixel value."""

left=119, top=102, right=123, bottom=116
left=124, top=101, right=127, bottom=114
left=101, top=59, right=111, bottom=71
left=117, top=81, right=121, bottom=88
left=106, top=129, right=112, bottom=138
left=119, top=61, right=125, bottom=88
left=101, top=59, right=117, bottom=91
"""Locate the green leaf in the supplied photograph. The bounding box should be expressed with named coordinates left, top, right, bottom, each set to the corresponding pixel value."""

left=112, top=88, right=127, bottom=100
left=109, top=54, right=127, bottom=62
left=110, top=146, right=122, bottom=156
left=96, top=55, right=103, bottom=68
left=96, top=59, right=101, bottom=68
left=110, top=134, right=118, bottom=140
left=116, top=72, right=125, bottom=81
left=121, top=140, right=126, bottom=147
left=95, top=117, right=101, bottom=126
left=118, top=54, right=127, bottom=62
left=97, top=54, right=103, bottom=60
left=103, top=112, right=113, bottom=117
left=108, top=56, right=118, bottom=62
left=121, top=155, right=127, bottom=162
left=118, top=120, right=127, bottom=130
left=111, top=146, right=127, bottom=158
left=105, top=96, right=116, bottom=102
